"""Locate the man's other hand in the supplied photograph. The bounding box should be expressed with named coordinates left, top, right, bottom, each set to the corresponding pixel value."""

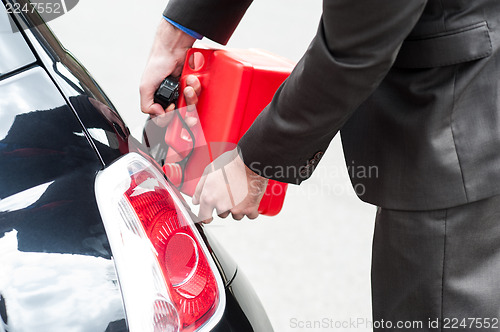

left=193, top=149, right=269, bottom=223
left=140, top=19, right=195, bottom=116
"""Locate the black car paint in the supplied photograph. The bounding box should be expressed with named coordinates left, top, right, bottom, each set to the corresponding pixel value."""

left=0, top=66, right=128, bottom=331
left=0, top=1, right=273, bottom=331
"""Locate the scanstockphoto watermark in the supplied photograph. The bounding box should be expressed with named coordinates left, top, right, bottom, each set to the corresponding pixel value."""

left=290, top=317, right=424, bottom=330
left=3, top=0, right=80, bottom=32
left=250, top=161, right=379, bottom=197
left=290, top=317, right=500, bottom=330
left=249, top=161, right=378, bottom=181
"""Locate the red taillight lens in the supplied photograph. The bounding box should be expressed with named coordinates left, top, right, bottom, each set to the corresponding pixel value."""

left=164, top=232, right=199, bottom=287
left=95, top=153, right=225, bottom=332
left=124, top=171, right=218, bottom=330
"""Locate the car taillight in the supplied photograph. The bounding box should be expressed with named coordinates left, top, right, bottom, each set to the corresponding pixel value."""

left=95, top=153, right=225, bottom=332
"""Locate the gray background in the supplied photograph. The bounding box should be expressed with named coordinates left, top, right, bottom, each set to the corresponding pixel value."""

left=49, top=1, right=375, bottom=330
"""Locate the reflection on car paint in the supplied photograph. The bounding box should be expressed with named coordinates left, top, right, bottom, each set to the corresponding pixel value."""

left=0, top=181, right=54, bottom=213
left=0, top=231, right=124, bottom=332
left=0, top=4, right=36, bottom=76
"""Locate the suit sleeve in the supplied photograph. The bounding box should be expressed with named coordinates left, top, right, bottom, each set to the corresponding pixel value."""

left=237, top=0, right=428, bottom=184
left=163, top=0, right=253, bottom=45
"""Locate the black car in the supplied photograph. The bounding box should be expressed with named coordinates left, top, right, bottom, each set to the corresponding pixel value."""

left=0, top=0, right=272, bottom=331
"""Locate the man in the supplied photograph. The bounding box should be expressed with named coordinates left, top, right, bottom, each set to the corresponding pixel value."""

left=141, top=0, right=500, bottom=329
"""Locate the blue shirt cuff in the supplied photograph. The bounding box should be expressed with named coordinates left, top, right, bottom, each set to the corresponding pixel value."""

left=163, top=16, right=203, bottom=40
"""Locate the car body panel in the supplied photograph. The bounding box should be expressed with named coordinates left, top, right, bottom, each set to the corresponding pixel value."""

left=0, top=67, right=128, bottom=330
left=7, top=0, right=129, bottom=165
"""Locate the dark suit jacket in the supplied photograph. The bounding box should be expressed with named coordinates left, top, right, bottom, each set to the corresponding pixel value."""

left=164, top=0, right=500, bottom=211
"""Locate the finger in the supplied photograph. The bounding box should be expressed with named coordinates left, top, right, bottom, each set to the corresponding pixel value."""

left=192, top=174, right=207, bottom=205
left=184, top=86, right=198, bottom=107
left=218, top=211, right=230, bottom=218
left=247, top=210, right=260, bottom=220
left=184, top=116, right=198, bottom=128
left=153, top=110, right=176, bottom=128
left=166, top=103, right=176, bottom=112
left=202, top=217, right=213, bottom=224
left=185, top=75, right=201, bottom=96
left=193, top=164, right=213, bottom=205
left=142, top=102, right=165, bottom=116
left=215, top=203, right=232, bottom=216
left=231, top=212, right=244, bottom=221
left=198, top=199, right=215, bottom=221
left=140, top=83, right=165, bottom=116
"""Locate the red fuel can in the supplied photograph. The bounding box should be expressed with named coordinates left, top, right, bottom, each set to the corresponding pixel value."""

left=163, top=48, right=295, bottom=216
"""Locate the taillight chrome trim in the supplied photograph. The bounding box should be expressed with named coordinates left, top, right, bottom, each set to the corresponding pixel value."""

left=95, top=152, right=226, bottom=332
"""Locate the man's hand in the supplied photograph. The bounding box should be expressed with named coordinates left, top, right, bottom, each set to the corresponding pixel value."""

left=193, top=149, right=269, bottom=223
left=140, top=19, right=195, bottom=116
left=149, top=75, right=201, bottom=129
